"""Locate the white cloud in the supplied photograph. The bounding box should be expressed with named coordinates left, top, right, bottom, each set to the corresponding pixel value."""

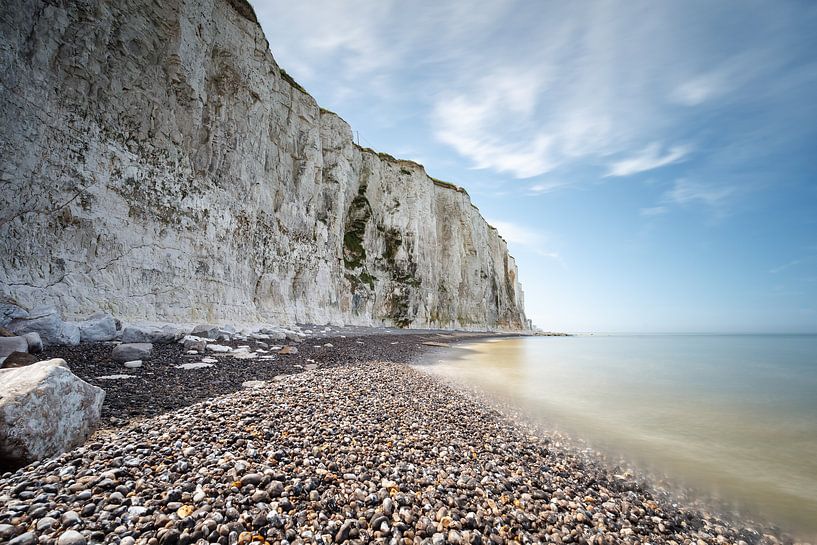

left=665, top=179, right=735, bottom=208
left=255, top=0, right=815, bottom=199
left=606, top=143, right=691, bottom=177
left=769, top=260, right=802, bottom=274
left=640, top=206, right=669, bottom=217
left=671, top=74, right=729, bottom=106
left=528, top=180, right=573, bottom=195
left=433, top=72, right=558, bottom=179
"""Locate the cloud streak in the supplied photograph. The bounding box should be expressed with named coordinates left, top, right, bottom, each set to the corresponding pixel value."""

left=606, top=144, right=691, bottom=177
left=665, top=180, right=735, bottom=208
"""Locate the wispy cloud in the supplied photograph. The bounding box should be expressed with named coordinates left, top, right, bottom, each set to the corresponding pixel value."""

left=606, top=143, right=691, bottom=177
left=432, top=72, right=557, bottom=179
left=769, top=260, right=802, bottom=274
left=640, top=206, right=669, bottom=217
left=670, top=73, right=730, bottom=107
left=665, top=179, right=735, bottom=208
left=527, top=180, right=573, bottom=195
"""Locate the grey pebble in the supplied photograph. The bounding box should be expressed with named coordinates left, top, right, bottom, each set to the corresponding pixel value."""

left=57, top=530, right=86, bottom=545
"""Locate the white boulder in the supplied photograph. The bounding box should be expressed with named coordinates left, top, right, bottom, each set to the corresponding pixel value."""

left=76, top=313, right=117, bottom=342
left=8, top=306, right=80, bottom=347
left=0, top=359, right=105, bottom=469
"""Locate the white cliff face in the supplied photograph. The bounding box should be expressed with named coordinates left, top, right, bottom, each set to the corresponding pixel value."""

left=0, top=0, right=527, bottom=330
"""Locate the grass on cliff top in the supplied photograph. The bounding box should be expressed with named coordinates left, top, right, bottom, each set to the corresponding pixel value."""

left=280, top=68, right=308, bottom=94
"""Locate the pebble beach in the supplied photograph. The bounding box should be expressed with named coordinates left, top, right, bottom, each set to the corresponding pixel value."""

left=0, top=336, right=803, bottom=545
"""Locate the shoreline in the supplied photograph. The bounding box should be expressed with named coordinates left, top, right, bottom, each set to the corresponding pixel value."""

left=0, top=333, right=808, bottom=545
left=31, top=329, right=522, bottom=429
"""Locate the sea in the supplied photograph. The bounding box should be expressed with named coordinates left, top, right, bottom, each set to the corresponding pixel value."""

left=419, top=334, right=817, bottom=540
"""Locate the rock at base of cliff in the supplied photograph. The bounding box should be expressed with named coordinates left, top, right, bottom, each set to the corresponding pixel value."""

left=0, top=336, right=28, bottom=358
left=181, top=335, right=208, bottom=352
left=112, top=343, right=153, bottom=362
left=8, top=306, right=80, bottom=347
left=0, top=359, right=105, bottom=470
left=23, top=332, right=43, bottom=353
left=190, top=324, right=221, bottom=339
left=76, top=313, right=117, bottom=342
left=121, top=324, right=187, bottom=344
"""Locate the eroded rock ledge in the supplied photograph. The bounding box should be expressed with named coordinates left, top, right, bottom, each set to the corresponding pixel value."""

left=0, top=0, right=528, bottom=331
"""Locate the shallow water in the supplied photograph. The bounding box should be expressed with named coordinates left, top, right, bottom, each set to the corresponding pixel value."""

left=421, top=334, right=817, bottom=540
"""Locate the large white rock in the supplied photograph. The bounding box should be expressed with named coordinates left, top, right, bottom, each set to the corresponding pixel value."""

left=0, top=359, right=105, bottom=469
left=8, top=306, right=80, bottom=347
left=76, top=313, right=117, bottom=342
left=0, top=0, right=528, bottom=332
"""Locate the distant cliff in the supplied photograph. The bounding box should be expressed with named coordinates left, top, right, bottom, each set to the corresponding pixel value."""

left=0, top=0, right=528, bottom=330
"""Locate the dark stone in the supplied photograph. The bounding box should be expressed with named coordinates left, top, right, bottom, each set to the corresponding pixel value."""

left=1, top=351, right=38, bottom=368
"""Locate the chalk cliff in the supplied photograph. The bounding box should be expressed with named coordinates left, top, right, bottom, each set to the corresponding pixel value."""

left=0, top=0, right=527, bottom=330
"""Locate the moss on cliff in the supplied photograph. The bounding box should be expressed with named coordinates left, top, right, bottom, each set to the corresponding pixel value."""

left=343, top=181, right=372, bottom=270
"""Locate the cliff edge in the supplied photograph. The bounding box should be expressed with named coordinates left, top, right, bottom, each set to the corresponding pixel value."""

left=0, top=0, right=528, bottom=331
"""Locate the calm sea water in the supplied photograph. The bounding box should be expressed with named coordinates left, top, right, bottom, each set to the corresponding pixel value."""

left=420, top=334, right=817, bottom=539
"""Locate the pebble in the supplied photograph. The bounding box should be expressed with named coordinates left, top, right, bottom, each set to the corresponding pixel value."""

left=57, top=530, right=86, bottom=545
left=123, top=359, right=143, bottom=368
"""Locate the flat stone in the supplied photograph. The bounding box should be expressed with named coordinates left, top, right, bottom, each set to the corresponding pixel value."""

left=96, top=374, right=135, bottom=380
left=123, top=360, right=143, bottom=368
left=175, top=362, right=213, bottom=370
left=231, top=351, right=257, bottom=360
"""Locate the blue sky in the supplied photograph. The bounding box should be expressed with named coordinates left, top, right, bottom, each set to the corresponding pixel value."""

left=254, top=0, right=817, bottom=333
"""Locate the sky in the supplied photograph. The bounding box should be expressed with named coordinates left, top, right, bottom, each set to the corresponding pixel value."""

left=253, top=0, right=817, bottom=333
